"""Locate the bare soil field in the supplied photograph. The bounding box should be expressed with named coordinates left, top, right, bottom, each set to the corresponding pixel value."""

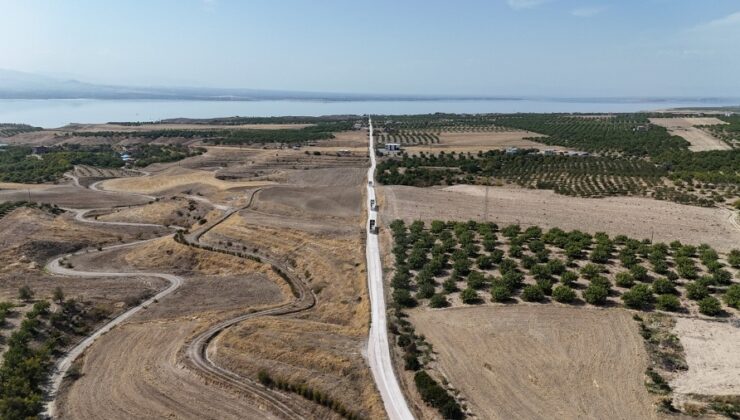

left=409, top=305, right=657, bottom=420
left=379, top=184, right=740, bottom=252
left=252, top=186, right=361, bottom=220
left=316, top=130, right=368, bottom=148
left=404, top=130, right=562, bottom=154
left=0, top=182, right=150, bottom=208
left=200, top=178, right=385, bottom=418
left=68, top=122, right=313, bottom=132
left=670, top=318, right=740, bottom=396
left=94, top=196, right=212, bottom=227
left=650, top=118, right=731, bottom=151
left=100, top=166, right=274, bottom=195
left=56, top=237, right=291, bottom=420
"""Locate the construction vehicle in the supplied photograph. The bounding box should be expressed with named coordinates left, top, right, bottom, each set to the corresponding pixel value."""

left=369, top=219, right=378, bottom=234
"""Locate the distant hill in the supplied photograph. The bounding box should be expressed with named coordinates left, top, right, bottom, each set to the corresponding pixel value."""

left=0, top=69, right=476, bottom=101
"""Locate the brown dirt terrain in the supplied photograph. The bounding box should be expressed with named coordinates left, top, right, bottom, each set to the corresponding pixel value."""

left=650, top=118, right=731, bottom=152
left=100, top=166, right=274, bottom=195
left=196, top=166, right=385, bottom=418
left=379, top=184, right=740, bottom=252
left=409, top=305, right=657, bottom=420
left=407, top=130, right=560, bottom=154
left=94, top=196, right=212, bottom=227
left=56, top=237, right=292, bottom=420
left=0, top=182, right=150, bottom=208
left=670, top=318, right=740, bottom=396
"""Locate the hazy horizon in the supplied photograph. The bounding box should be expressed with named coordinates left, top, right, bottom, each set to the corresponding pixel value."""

left=2, top=0, right=739, bottom=97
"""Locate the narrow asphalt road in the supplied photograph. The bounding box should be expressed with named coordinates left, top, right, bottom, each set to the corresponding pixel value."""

left=365, top=118, right=415, bottom=420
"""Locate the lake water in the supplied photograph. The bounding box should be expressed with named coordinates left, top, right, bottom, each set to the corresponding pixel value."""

left=0, top=98, right=737, bottom=128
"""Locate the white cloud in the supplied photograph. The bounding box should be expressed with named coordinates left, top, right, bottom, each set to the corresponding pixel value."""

left=693, top=11, right=740, bottom=31
left=506, top=0, right=551, bottom=10
left=570, top=6, right=605, bottom=18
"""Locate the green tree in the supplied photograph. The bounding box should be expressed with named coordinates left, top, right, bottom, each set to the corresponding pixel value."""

left=728, top=249, right=740, bottom=268
left=723, top=284, right=740, bottom=309
left=651, top=278, right=676, bottom=295
left=18, top=285, right=33, bottom=302
left=560, top=271, right=578, bottom=286
left=656, top=294, right=681, bottom=312
left=491, top=285, right=512, bottom=302
left=615, top=272, right=635, bottom=288
left=685, top=282, right=709, bottom=301
left=429, top=294, right=449, bottom=308
left=698, top=296, right=722, bottom=316
left=460, top=287, right=481, bottom=304
left=621, top=284, right=654, bottom=310
left=52, top=286, right=65, bottom=304
left=552, top=285, right=576, bottom=303
left=521, top=285, right=545, bottom=302
left=583, top=284, right=609, bottom=305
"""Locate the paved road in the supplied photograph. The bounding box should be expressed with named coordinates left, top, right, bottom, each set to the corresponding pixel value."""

left=365, top=118, right=415, bottom=420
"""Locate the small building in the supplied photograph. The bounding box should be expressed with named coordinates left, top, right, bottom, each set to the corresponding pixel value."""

left=505, top=147, right=520, bottom=155
left=32, top=146, right=49, bottom=155
left=542, top=149, right=556, bottom=156
left=385, top=143, right=401, bottom=152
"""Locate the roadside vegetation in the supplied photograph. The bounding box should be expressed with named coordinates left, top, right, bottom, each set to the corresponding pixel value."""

left=0, top=290, right=112, bottom=418
left=0, top=201, right=63, bottom=219
left=0, top=123, right=42, bottom=137
left=0, top=144, right=200, bottom=183
left=387, top=219, right=739, bottom=316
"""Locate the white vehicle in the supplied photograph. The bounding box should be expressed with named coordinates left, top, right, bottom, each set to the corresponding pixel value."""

left=369, top=219, right=378, bottom=234
left=370, top=199, right=378, bottom=211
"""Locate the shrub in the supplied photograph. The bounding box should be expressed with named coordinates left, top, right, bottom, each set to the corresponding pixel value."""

left=656, top=294, right=681, bottom=312
left=583, top=284, right=609, bottom=305
left=712, top=269, right=733, bottom=285
left=476, top=255, right=494, bottom=270
left=536, top=278, right=554, bottom=295
left=18, top=285, right=34, bottom=302
left=560, top=271, right=578, bottom=286
left=501, top=271, right=524, bottom=290
left=630, top=265, right=649, bottom=282
left=393, top=289, right=417, bottom=307
left=698, top=296, right=722, bottom=316
left=590, top=275, right=611, bottom=291
left=414, top=371, right=464, bottom=419
left=728, top=249, right=740, bottom=268
left=546, top=259, right=566, bottom=276
left=651, top=278, right=676, bottom=295
left=416, top=283, right=436, bottom=299
left=491, top=285, right=512, bottom=302
left=621, top=284, right=654, bottom=310
left=467, top=271, right=486, bottom=290
left=724, top=284, right=740, bottom=309
left=580, top=263, right=602, bottom=280
left=429, top=294, right=449, bottom=308
left=615, top=272, right=635, bottom=288
left=460, top=287, right=481, bottom=304
left=552, top=285, right=576, bottom=303
left=521, top=285, right=545, bottom=302
left=442, top=278, right=458, bottom=294
left=685, top=282, right=709, bottom=301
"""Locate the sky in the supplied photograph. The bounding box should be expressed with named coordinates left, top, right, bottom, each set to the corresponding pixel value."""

left=1, top=0, right=739, bottom=97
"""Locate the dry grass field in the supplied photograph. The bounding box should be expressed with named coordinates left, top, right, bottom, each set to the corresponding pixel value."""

left=409, top=306, right=656, bottom=420
left=650, top=118, right=731, bottom=151
left=56, top=238, right=291, bottom=420
left=379, top=184, right=740, bottom=252
left=100, top=166, right=274, bottom=195
left=403, top=130, right=564, bottom=154
left=0, top=182, right=151, bottom=207
left=670, top=317, right=740, bottom=396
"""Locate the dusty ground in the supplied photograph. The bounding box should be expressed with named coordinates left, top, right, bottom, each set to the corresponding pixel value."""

left=402, top=130, right=562, bottom=154
left=57, top=237, right=291, bottom=420
left=409, top=305, right=657, bottom=420
left=670, top=318, right=740, bottom=396
left=379, top=184, right=740, bottom=252
left=94, top=196, right=212, bottom=227
left=100, top=166, right=273, bottom=195
left=197, top=164, right=385, bottom=419
left=650, top=118, right=731, bottom=152
left=69, top=122, right=313, bottom=132
left=0, top=182, right=150, bottom=208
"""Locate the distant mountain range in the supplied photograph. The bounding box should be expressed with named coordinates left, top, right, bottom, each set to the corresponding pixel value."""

left=1, top=69, right=739, bottom=105
left=0, top=69, right=511, bottom=101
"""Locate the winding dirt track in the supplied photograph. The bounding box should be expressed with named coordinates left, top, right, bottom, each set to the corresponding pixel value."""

left=44, top=171, right=318, bottom=419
